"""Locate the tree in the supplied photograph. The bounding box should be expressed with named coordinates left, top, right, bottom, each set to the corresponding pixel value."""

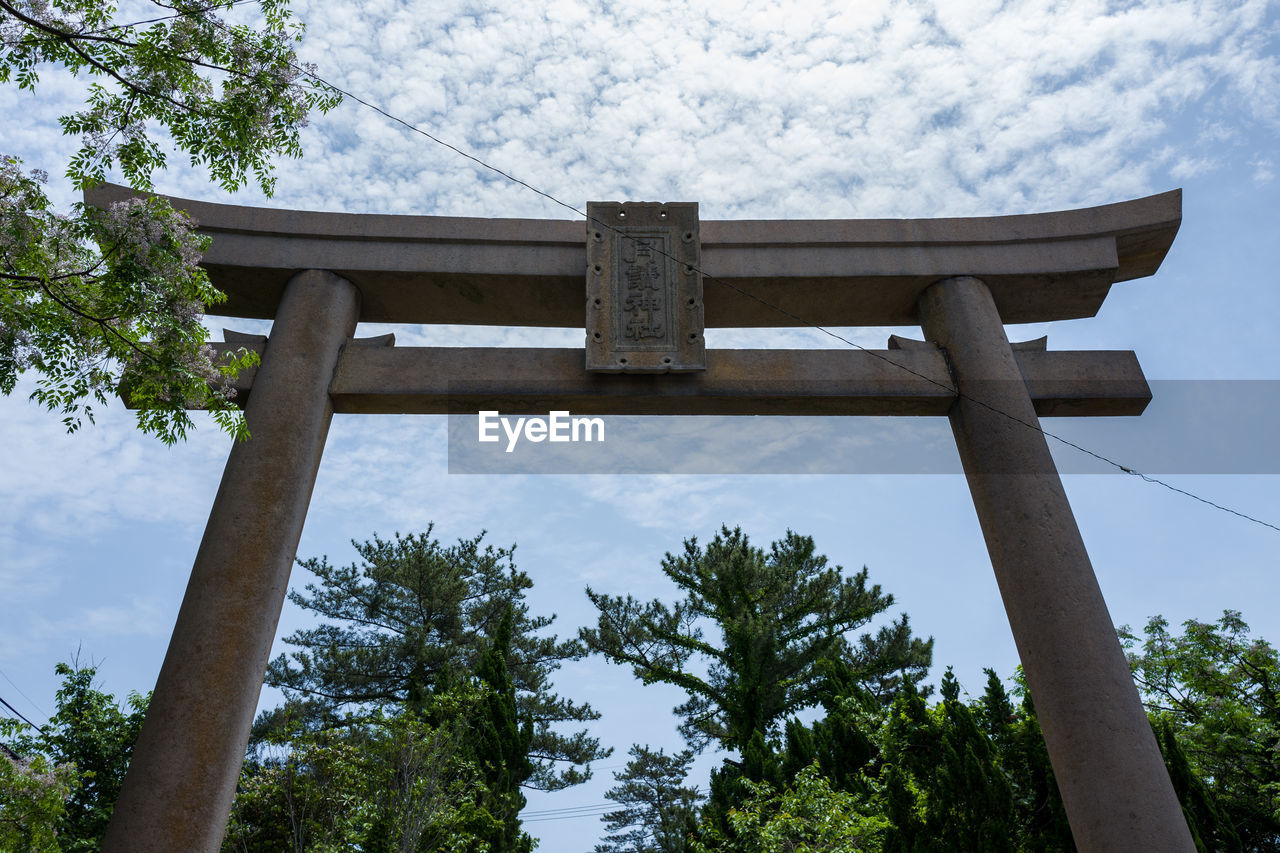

left=265, top=526, right=609, bottom=791
left=1121, top=610, right=1280, bottom=850
left=0, top=661, right=148, bottom=852
left=596, top=745, right=703, bottom=853
left=780, top=660, right=887, bottom=797
left=0, top=724, right=78, bottom=853
left=226, top=696, right=495, bottom=853
left=467, top=608, right=535, bottom=853
left=581, top=527, right=930, bottom=847
left=580, top=527, right=932, bottom=758
left=1154, top=717, right=1243, bottom=853
left=1, top=0, right=339, bottom=442
left=878, top=670, right=1015, bottom=853
left=972, top=669, right=1072, bottom=853
left=692, top=763, right=887, bottom=853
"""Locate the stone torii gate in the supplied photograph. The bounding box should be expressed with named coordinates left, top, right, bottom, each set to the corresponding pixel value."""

left=88, top=184, right=1194, bottom=852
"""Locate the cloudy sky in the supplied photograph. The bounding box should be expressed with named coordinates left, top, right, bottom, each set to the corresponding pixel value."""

left=2, top=0, right=1279, bottom=848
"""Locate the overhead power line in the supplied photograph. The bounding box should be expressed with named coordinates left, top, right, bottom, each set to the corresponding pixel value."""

left=0, top=667, right=46, bottom=718
left=290, top=62, right=1280, bottom=535
left=524, top=810, right=613, bottom=820
left=48, top=10, right=1276, bottom=535
left=0, top=693, right=45, bottom=733
left=92, top=0, right=261, bottom=34
left=524, top=802, right=615, bottom=817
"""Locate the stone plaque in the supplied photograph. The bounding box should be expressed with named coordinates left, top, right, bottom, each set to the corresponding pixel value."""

left=586, top=201, right=705, bottom=372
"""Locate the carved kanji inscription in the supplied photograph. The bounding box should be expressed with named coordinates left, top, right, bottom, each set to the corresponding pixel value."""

left=586, top=202, right=704, bottom=372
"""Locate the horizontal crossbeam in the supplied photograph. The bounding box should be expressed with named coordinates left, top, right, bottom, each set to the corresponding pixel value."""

left=85, top=184, right=1180, bottom=327
left=199, top=343, right=1150, bottom=417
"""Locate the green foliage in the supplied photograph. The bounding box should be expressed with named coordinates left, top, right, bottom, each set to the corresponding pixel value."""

left=0, top=0, right=339, bottom=194
left=587, top=591, right=1280, bottom=852
left=0, top=0, right=338, bottom=441
left=266, top=527, right=607, bottom=792
left=973, top=669, right=1072, bottom=852
left=780, top=661, right=884, bottom=796
left=44, top=662, right=149, bottom=851
left=1155, top=717, right=1243, bottom=853
left=0, top=662, right=148, bottom=852
left=693, top=764, right=887, bottom=853
left=1121, top=610, right=1280, bottom=849
left=596, top=745, right=702, bottom=853
left=225, top=695, right=496, bottom=853
left=581, top=527, right=932, bottom=758
left=720, top=665, right=1074, bottom=853
left=0, top=722, right=78, bottom=853
left=879, top=670, right=1015, bottom=853
left=469, top=608, right=535, bottom=853
left=583, top=527, right=930, bottom=851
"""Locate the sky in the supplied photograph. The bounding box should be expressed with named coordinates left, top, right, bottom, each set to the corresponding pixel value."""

left=2, top=0, right=1279, bottom=849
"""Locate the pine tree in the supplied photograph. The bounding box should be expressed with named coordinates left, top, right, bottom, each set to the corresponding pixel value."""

left=265, top=526, right=608, bottom=790
left=582, top=527, right=930, bottom=847
left=780, top=658, right=884, bottom=795
left=596, top=745, right=702, bottom=853
left=581, top=527, right=932, bottom=758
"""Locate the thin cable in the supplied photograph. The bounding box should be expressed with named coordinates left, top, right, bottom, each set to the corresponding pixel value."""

left=524, top=802, right=615, bottom=816
left=687, top=275, right=1280, bottom=533
left=91, top=0, right=260, bottom=34
left=287, top=64, right=1280, bottom=533
left=0, top=668, right=45, bottom=718
left=524, top=809, right=615, bottom=821
left=0, top=693, right=45, bottom=732
left=1131, top=473, right=1280, bottom=532
left=59, top=23, right=1271, bottom=534
left=299, top=74, right=591, bottom=225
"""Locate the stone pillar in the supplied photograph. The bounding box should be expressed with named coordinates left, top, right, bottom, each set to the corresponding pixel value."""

left=102, top=270, right=360, bottom=853
left=918, top=276, right=1193, bottom=852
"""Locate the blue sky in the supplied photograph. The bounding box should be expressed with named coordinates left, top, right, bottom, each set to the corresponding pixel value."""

left=2, top=0, right=1279, bottom=849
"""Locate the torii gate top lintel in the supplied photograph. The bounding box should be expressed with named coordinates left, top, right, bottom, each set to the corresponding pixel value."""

left=84, top=184, right=1180, bottom=328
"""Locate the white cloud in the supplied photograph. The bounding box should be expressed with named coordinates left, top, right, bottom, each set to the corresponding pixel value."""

left=0, top=540, right=63, bottom=603
left=0, top=388, right=228, bottom=538
left=1252, top=156, right=1276, bottom=184
left=14, top=0, right=1248, bottom=225
left=1, top=597, right=169, bottom=661
left=4, top=3, right=1280, bottom=849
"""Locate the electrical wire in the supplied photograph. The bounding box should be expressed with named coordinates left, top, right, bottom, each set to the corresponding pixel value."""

left=0, top=667, right=46, bottom=718
left=524, top=810, right=613, bottom=819
left=523, top=809, right=617, bottom=823
left=27, top=7, right=1272, bottom=535
left=0, top=693, right=45, bottom=732
left=524, top=802, right=615, bottom=816
left=290, top=62, right=1280, bottom=534
left=91, top=0, right=261, bottom=34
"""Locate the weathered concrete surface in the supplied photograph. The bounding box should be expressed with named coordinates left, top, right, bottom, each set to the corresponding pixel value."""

left=85, top=183, right=1180, bottom=327
left=197, top=343, right=1151, bottom=417
left=101, top=270, right=360, bottom=853
left=919, top=276, right=1194, bottom=852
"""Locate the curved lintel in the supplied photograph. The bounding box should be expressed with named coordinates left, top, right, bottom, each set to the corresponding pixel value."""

left=85, top=184, right=1180, bottom=327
